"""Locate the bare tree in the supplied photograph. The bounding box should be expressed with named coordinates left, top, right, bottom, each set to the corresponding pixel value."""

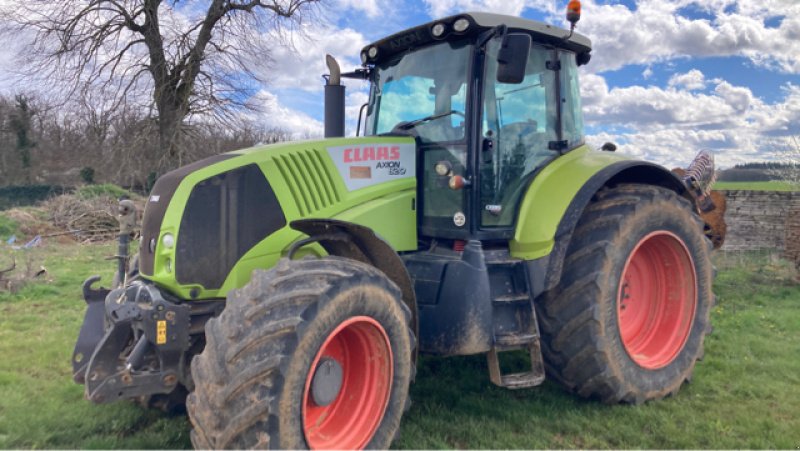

left=0, top=90, right=292, bottom=189
left=5, top=0, right=319, bottom=171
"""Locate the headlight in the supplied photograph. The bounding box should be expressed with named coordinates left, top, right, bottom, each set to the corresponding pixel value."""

left=360, top=51, right=368, bottom=64
left=431, top=22, right=446, bottom=38
left=162, top=233, right=175, bottom=249
left=453, top=18, right=470, bottom=32
left=368, top=46, right=379, bottom=59
left=434, top=161, right=452, bottom=176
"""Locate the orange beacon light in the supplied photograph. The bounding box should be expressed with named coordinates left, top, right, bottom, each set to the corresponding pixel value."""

left=567, top=0, right=582, bottom=28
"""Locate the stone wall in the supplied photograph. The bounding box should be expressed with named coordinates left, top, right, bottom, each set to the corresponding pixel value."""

left=785, top=209, right=800, bottom=267
left=719, top=190, right=800, bottom=252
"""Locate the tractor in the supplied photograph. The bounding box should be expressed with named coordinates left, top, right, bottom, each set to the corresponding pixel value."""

left=72, top=5, right=718, bottom=449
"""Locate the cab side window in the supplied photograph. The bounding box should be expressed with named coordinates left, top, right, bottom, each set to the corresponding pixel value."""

left=480, top=38, right=558, bottom=227
left=559, top=51, right=585, bottom=148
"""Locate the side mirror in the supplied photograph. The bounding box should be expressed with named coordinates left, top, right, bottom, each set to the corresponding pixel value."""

left=601, top=142, right=617, bottom=152
left=497, top=33, right=531, bottom=84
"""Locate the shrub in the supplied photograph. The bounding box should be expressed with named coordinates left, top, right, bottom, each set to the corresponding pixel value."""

left=0, top=185, right=64, bottom=210
left=74, top=183, right=131, bottom=200
left=39, top=194, right=118, bottom=242
left=80, top=167, right=96, bottom=185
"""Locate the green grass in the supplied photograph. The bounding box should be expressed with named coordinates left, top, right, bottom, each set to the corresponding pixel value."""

left=1, top=244, right=799, bottom=449
left=0, top=243, right=191, bottom=449
left=0, top=215, right=18, bottom=240
left=714, top=180, right=800, bottom=191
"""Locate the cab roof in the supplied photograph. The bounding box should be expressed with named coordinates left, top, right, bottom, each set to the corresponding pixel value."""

left=361, top=12, right=592, bottom=66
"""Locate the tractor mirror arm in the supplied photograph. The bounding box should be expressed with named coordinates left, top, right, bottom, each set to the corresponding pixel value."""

left=477, top=24, right=506, bottom=49
left=341, top=68, right=371, bottom=80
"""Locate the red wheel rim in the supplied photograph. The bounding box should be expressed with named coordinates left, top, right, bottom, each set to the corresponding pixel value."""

left=302, top=316, right=393, bottom=449
left=618, top=231, right=697, bottom=369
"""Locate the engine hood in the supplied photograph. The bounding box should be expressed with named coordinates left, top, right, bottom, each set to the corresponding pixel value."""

left=138, top=136, right=418, bottom=300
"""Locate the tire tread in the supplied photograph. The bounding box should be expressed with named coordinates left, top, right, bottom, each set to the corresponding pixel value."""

left=537, top=184, right=714, bottom=404
left=188, top=256, right=415, bottom=449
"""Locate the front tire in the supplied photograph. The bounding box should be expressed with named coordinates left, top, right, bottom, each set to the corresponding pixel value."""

left=538, top=184, right=714, bottom=404
left=187, top=257, right=414, bottom=449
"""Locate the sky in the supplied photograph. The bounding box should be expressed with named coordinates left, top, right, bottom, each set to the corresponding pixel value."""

left=2, top=0, right=799, bottom=169
left=249, top=0, right=800, bottom=169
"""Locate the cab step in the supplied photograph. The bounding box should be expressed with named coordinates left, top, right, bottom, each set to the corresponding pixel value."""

left=495, top=331, right=538, bottom=347
left=492, top=293, right=531, bottom=304
left=487, top=334, right=545, bottom=389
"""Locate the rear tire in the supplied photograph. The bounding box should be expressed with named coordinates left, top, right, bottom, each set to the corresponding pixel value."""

left=187, top=256, right=414, bottom=449
left=538, top=184, right=714, bottom=404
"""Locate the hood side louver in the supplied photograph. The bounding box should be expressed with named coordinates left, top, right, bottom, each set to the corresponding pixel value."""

left=274, top=148, right=340, bottom=216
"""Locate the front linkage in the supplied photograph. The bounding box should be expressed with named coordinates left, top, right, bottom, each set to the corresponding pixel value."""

left=72, top=200, right=221, bottom=404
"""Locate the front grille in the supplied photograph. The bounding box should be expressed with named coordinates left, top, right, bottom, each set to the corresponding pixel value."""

left=273, top=148, right=340, bottom=216
left=175, top=164, right=286, bottom=289
left=139, top=154, right=235, bottom=276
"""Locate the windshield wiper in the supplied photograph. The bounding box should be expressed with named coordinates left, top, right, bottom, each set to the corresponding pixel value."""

left=396, top=110, right=459, bottom=130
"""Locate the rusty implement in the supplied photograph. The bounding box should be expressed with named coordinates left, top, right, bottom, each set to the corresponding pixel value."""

left=673, top=150, right=728, bottom=249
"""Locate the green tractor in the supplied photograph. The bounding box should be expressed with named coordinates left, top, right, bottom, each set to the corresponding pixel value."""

left=72, top=7, right=716, bottom=449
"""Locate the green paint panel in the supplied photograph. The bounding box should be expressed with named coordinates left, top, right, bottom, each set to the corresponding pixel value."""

left=510, top=145, right=632, bottom=260
left=142, top=136, right=418, bottom=300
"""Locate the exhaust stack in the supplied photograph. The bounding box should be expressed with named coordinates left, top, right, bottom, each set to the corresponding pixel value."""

left=324, top=54, right=345, bottom=138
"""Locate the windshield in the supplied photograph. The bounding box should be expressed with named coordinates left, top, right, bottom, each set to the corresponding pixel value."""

left=366, top=41, right=471, bottom=144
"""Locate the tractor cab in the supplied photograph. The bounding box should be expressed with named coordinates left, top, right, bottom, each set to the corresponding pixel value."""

left=355, top=13, right=592, bottom=240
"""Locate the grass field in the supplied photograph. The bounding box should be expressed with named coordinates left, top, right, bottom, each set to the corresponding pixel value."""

left=714, top=180, right=800, bottom=191
left=1, top=242, right=799, bottom=449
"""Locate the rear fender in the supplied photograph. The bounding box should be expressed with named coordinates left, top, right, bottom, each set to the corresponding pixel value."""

left=511, top=146, right=691, bottom=292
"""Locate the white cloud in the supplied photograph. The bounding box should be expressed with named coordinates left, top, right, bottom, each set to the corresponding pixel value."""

left=668, top=69, right=706, bottom=90
left=577, top=0, right=800, bottom=74
left=249, top=90, right=323, bottom=138
left=713, top=80, right=754, bottom=112
left=258, top=23, right=368, bottom=93
left=583, top=71, right=800, bottom=168
left=586, top=127, right=795, bottom=169
left=749, top=83, right=800, bottom=137
left=422, top=0, right=556, bottom=18
left=579, top=73, right=610, bottom=107
left=584, top=75, right=740, bottom=130
left=334, top=0, right=383, bottom=18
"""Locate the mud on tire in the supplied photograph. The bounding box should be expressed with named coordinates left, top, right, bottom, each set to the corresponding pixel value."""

left=537, top=184, right=714, bottom=404
left=187, top=256, right=415, bottom=449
